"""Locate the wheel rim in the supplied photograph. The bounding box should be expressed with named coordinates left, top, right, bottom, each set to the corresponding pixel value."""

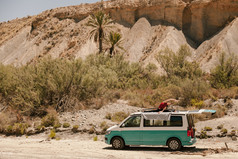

left=169, top=140, right=179, bottom=150
left=113, top=139, right=121, bottom=149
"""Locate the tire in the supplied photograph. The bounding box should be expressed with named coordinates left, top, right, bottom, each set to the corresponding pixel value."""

left=167, top=138, right=182, bottom=151
left=112, top=137, right=125, bottom=150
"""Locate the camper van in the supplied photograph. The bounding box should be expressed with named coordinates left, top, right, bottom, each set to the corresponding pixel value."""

left=105, top=109, right=215, bottom=151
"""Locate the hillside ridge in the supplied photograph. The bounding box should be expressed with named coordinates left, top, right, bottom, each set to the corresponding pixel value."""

left=0, top=0, right=238, bottom=72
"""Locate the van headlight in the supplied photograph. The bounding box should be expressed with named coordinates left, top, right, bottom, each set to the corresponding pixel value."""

left=105, top=130, right=111, bottom=135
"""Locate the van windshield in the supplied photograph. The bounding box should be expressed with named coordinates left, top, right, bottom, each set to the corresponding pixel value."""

left=187, top=114, right=194, bottom=128
left=122, top=115, right=141, bottom=127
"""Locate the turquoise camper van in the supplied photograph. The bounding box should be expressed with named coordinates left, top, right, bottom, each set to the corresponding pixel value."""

left=105, top=109, right=215, bottom=151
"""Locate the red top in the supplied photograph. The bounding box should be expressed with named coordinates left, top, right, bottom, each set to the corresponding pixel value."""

left=158, top=102, right=168, bottom=109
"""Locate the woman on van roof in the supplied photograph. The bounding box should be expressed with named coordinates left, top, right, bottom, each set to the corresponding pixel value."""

left=158, top=98, right=179, bottom=112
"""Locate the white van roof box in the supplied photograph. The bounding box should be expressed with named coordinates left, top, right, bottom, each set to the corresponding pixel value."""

left=177, top=109, right=216, bottom=114
left=133, top=109, right=216, bottom=120
left=142, top=113, right=171, bottom=120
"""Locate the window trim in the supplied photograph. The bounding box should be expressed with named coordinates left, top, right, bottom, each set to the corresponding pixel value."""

left=120, top=115, right=142, bottom=128
left=143, top=115, right=183, bottom=127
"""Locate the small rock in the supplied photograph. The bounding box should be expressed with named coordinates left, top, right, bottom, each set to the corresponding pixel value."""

left=232, top=136, right=237, bottom=141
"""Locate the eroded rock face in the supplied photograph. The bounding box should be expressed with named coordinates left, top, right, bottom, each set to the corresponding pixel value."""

left=0, top=0, right=238, bottom=72
left=124, top=17, right=152, bottom=62
left=185, top=0, right=238, bottom=44
left=195, top=18, right=238, bottom=72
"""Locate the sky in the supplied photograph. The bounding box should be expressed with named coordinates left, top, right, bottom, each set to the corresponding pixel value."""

left=0, top=0, right=100, bottom=22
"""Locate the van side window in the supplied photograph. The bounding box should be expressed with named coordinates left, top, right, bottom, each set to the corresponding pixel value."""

left=144, top=119, right=163, bottom=127
left=167, top=116, right=183, bottom=127
left=123, top=116, right=141, bottom=127
left=144, top=116, right=183, bottom=127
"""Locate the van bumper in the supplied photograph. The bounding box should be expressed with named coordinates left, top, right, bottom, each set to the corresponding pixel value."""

left=105, top=135, right=111, bottom=144
left=186, top=138, right=196, bottom=145
left=182, top=137, right=196, bottom=146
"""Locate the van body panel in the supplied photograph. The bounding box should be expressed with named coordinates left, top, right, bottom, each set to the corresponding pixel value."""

left=121, top=130, right=143, bottom=145
left=142, top=130, right=187, bottom=145
left=104, top=110, right=213, bottom=148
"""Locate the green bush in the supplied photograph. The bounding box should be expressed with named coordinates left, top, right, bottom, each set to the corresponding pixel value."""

left=204, top=126, right=212, bottom=131
left=178, top=78, right=209, bottom=106
left=63, top=123, right=70, bottom=128
left=221, top=128, right=228, bottom=134
left=72, top=125, right=79, bottom=133
left=200, top=130, right=208, bottom=139
left=2, top=48, right=237, bottom=118
left=53, top=123, right=62, bottom=129
left=191, top=99, right=204, bottom=109
left=0, top=54, right=162, bottom=116
left=49, top=129, right=56, bottom=139
left=93, top=136, right=98, bottom=141
left=210, top=52, right=238, bottom=88
left=155, top=45, right=202, bottom=79
left=3, top=123, right=28, bottom=136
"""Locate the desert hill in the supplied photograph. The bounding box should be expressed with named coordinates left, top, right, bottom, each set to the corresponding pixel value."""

left=0, top=0, right=238, bottom=72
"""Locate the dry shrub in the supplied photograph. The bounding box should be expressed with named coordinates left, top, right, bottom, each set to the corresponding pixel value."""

left=63, top=123, right=70, bottom=128
left=105, top=113, right=112, bottom=120
left=122, top=89, right=163, bottom=108
left=100, top=121, right=109, bottom=133
left=72, top=125, right=79, bottom=133
left=209, top=87, right=238, bottom=99
left=12, top=123, right=29, bottom=136
left=89, top=126, right=95, bottom=134
left=41, top=114, right=59, bottom=127
left=111, top=112, right=129, bottom=123
left=0, top=112, right=17, bottom=132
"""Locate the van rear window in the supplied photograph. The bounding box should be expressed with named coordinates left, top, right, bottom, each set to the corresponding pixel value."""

left=144, top=116, right=183, bottom=127
left=187, top=115, right=194, bottom=127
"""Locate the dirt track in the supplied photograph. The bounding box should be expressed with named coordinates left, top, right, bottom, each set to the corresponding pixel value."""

left=0, top=135, right=237, bottom=159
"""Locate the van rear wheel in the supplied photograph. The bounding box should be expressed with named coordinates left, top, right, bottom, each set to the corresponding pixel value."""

left=112, top=137, right=125, bottom=150
left=167, top=138, right=182, bottom=151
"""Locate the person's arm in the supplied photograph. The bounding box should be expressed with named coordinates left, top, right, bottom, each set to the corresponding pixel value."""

left=162, top=106, right=166, bottom=112
left=163, top=98, right=179, bottom=103
left=158, top=106, right=167, bottom=113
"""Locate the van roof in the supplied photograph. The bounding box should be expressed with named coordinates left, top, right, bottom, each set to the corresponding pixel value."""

left=131, top=109, right=216, bottom=120
left=132, top=109, right=216, bottom=115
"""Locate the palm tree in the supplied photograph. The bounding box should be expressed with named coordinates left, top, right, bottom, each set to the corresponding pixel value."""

left=87, top=11, right=113, bottom=53
left=107, top=31, right=124, bottom=57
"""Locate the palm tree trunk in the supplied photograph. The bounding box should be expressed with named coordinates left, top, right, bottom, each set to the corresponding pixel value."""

left=110, top=45, right=114, bottom=57
left=99, top=28, right=103, bottom=53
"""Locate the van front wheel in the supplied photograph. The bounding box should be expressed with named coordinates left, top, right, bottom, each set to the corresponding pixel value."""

left=112, top=137, right=125, bottom=150
left=167, top=138, right=182, bottom=151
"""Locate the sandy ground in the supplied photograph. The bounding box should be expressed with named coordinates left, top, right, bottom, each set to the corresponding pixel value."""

left=0, top=134, right=237, bottom=159
left=0, top=99, right=238, bottom=159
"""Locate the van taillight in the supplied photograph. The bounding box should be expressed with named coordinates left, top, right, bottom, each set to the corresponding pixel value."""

left=187, top=128, right=194, bottom=137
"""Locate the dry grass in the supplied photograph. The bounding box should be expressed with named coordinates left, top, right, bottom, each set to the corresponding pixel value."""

left=111, top=111, right=129, bottom=123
